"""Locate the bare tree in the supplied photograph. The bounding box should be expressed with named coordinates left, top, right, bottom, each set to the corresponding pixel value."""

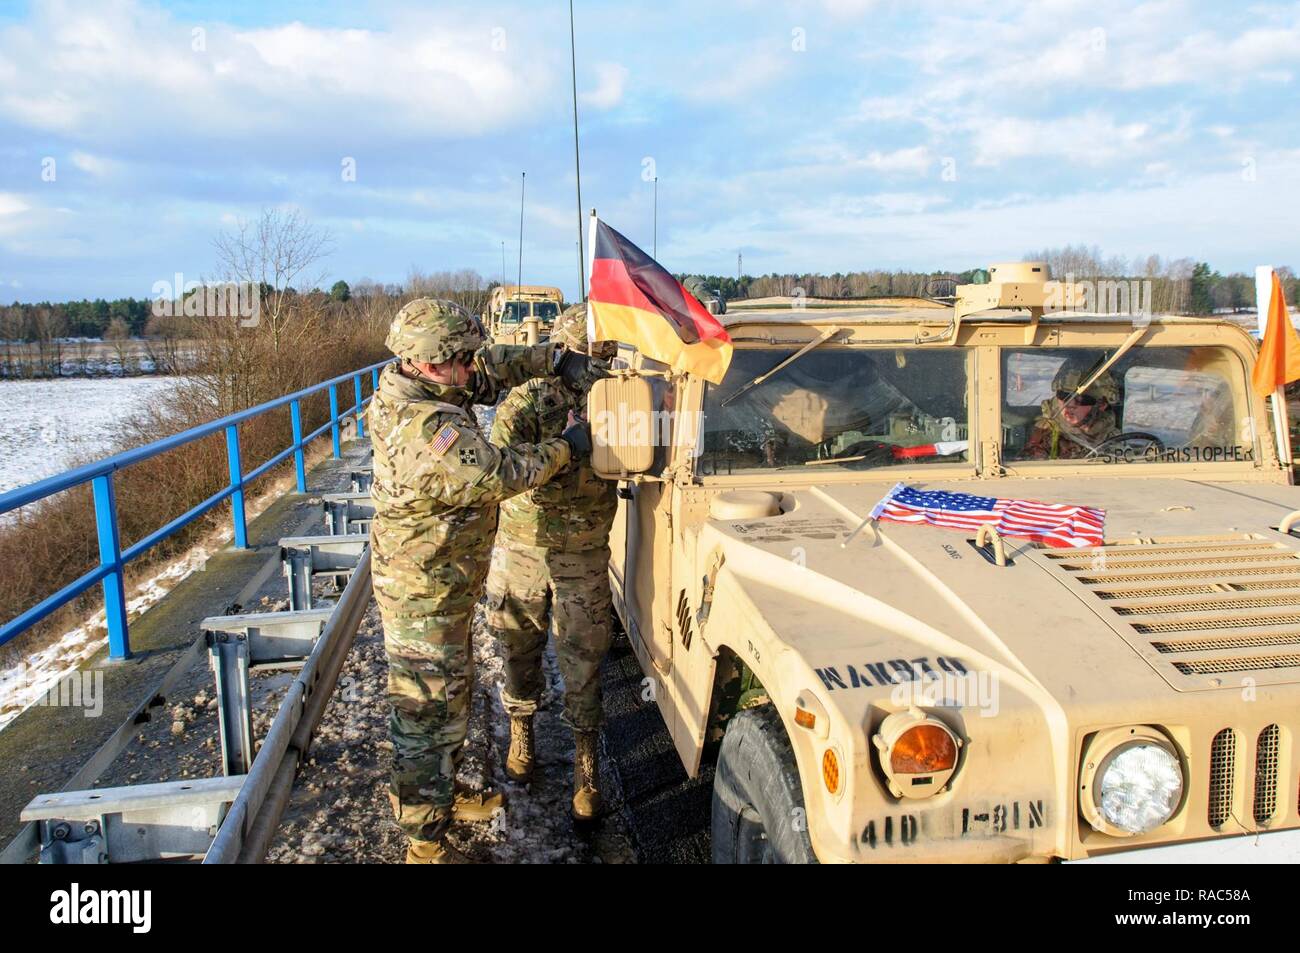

left=73, top=337, right=94, bottom=376
left=405, top=266, right=492, bottom=316
left=105, top=316, right=133, bottom=375
left=32, top=308, right=67, bottom=377
left=213, top=207, right=334, bottom=355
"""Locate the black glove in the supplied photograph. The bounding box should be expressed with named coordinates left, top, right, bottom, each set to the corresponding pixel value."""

left=560, top=419, right=592, bottom=458
left=556, top=349, right=611, bottom=394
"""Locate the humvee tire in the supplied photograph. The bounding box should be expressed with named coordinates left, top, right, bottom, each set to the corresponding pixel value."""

left=711, top=706, right=818, bottom=864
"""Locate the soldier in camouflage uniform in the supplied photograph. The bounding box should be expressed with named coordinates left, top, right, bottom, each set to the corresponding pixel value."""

left=1023, top=360, right=1122, bottom=460
left=485, top=304, right=619, bottom=821
left=369, top=298, right=601, bottom=863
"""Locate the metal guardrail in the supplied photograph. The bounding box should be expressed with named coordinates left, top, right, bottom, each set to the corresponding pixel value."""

left=0, top=359, right=393, bottom=660
left=205, top=548, right=371, bottom=864
left=10, top=538, right=372, bottom=864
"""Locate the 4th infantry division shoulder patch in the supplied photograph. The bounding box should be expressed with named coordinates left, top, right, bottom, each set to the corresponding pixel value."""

left=431, top=424, right=461, bottom=456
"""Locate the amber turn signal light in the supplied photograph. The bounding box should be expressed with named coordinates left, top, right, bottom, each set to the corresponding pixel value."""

left=795, top=707, right=817, bottom=731
left=890, top=723, right=958, bottom=775
left=822, top=748, right=841, bottom=795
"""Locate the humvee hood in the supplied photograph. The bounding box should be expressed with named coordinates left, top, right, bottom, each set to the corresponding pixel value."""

left=698, top=478, right=1300, bottom=709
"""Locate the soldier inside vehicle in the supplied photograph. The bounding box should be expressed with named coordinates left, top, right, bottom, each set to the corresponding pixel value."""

left=1003, top=346, right=1245, bottom=463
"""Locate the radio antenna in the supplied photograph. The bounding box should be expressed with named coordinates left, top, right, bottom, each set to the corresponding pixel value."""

left=517, top=171, right=525, bottom=295
left=569, top=0, right=585, bottom=299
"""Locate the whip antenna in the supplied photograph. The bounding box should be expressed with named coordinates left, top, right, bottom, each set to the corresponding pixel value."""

left=569, top=0, right=585, bottom=299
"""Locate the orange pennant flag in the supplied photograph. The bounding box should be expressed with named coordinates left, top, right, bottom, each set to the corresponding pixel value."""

left=1252, top=271, right=1300, bottom=396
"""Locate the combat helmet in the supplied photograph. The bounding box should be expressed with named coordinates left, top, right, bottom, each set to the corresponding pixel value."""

left=550, top=303, right=589, bottom=351
left=385, top=298, right=485, bottom=364
left=551, top=302, right=617, bottom=360
left=1052, top=358, right=1119, bottom=404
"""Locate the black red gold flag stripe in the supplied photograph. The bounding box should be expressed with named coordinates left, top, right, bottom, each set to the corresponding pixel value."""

left=587, top=217, right=733, bottom=384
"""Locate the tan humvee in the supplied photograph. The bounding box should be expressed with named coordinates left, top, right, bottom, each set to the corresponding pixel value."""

left=486, top=284, right=564, bottom=345
left=588, top=262, right=1300, bottom=863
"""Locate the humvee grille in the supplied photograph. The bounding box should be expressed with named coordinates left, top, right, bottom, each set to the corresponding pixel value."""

left=1134, top=613, right=1300, bottom=634
left=1208, top=729, right=1235, bottom=829
left=1035, top=534, right=1300, bottom=690
left=1173, top=654, right=1300, bottom=675
left=1095, top=580, right=1300, bottom=599
left=1044, top=540, right=1282, bottom=560
left=1254, top=724, right=1280, bottom=824
left=1077, top=565, right=1300, bottom=584
left=1114, top=593, right=1300, bottom=615
left=1059, top=552, right=1297, bottom=570
left=1150, top=632, right=1300, bottom=654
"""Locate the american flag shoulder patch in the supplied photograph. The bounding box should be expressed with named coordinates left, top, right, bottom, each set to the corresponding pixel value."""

left=430, top=423, right=461, bottom=456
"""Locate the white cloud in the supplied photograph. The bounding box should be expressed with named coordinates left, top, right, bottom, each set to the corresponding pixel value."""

left=665, top=156, right=1300, bottom=276
left=860, top=146, right=932, bottom=175
left=0, top=194, right=31, bottom=217
left=0, top=0, right=557, bottom=148
left=581, top=62, right=629, bottom=109
left=877, top=0, right=1299, bottom=104
left=971, top=112, right=1153, bottom=166
left=822, top=0, right=879, bottom=15
left=69, top=152, right=112, bottom=176
left=780, top=140, right=933, bottom=181
left=681, top=45, right=788, bottom=102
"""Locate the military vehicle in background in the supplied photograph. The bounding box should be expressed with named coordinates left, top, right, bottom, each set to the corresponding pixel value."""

left=486, top=285, right=565, bottom=345
left=588, top=261, right=1300, bottom=863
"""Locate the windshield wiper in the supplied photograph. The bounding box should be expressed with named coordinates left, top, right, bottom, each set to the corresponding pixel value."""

left=1041, top=324, right=1148, bottom=432
left=1070, top=325, right=1146, bottom=399
left=720, top=326, right=844, bottom=407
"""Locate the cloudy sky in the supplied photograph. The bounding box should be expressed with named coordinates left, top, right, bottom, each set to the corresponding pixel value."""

left=0, top=0, right=1297, bottom=302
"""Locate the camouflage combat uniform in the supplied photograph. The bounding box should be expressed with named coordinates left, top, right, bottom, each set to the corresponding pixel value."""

left=1023, top=363, right=1121, bottom=460
left=1024, top=402, right=1120, bottom=459
left=485, top=306, right=618, bottom=732
left=485, top=373, right=618, bottom=730
left=369, top=299, right=575, bottom=844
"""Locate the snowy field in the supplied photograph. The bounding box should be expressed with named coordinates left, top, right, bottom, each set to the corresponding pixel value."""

left=0, top=376, right=185, bottom=497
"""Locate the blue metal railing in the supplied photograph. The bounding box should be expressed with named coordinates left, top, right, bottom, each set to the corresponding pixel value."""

left=0, top=359, right=393, bottom=660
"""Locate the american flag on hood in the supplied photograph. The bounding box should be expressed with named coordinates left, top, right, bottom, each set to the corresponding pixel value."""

left=870, top=483, right=1105, bottom=549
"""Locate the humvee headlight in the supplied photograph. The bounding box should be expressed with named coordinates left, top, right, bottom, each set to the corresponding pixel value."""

left=873, top=709, right=961, bottom=799
left=1080, top=727, right=1185, bottom=836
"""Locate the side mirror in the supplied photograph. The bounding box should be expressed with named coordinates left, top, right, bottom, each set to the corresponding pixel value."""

left=587, top=376, right=655, bottom=479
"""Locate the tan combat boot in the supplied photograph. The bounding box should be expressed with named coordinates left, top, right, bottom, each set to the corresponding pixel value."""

left=452, top=781, right=505, bottom=822
left=572, top=730, right=602, bottom=822
left=506, top=714, right=535, bottom=783
left=405, top=837, right=475, bottom=864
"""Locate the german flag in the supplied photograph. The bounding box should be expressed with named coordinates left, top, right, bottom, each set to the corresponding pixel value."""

left=587, top=217, right=733, bottom=384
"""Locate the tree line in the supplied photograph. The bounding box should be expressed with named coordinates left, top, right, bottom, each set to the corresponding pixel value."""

left=6, top=242, right=1294, bottom=373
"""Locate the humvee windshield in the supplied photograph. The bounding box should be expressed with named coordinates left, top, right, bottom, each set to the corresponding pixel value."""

left=1001, top=346, right=1251, bottom=463
left=535, top=302, right=560, bottom=321
left=501, top=301, right=529, bottom=323
left=699, top=347, right=969, bottom=474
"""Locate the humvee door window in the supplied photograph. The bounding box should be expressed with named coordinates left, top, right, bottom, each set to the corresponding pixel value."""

left=1002, top=346, right=1250, bottom=464
left=700, top=348, right=970, bottom=474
